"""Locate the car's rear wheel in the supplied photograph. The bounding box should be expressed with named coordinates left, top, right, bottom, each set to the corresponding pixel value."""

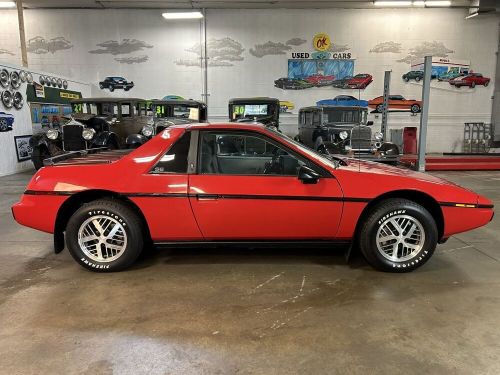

left=404, top=76, right=409, bottom=82
left=99, top=83, right=104, bottom=89
left=484, top=81, right=489, bottom=87
left=376, top=104, right=384, bottom=113
left=66, top=199, right=144, bottom=272
left=0, top=118, right=8, bottom=131
left=109, top=86, right=114, bottom=92
left=471, top=82, right=476, bottom=88
left=415, top=76, right=421, bottom=82
left=358, top=198, right=437, bottom=272
left=410, top=104, right=421, bottom=113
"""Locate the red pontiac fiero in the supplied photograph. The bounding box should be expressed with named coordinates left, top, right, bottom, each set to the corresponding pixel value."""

left=12, top=123, right=494, bottom=273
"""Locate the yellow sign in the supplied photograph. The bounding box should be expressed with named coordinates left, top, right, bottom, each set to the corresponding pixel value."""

left=60, top=92, right=80, bottom=99
left=313, top=33, right=331, bottom=52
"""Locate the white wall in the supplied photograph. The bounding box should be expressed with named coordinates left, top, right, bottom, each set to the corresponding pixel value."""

left=0, top=62, right=91, bottom=177
left=0, top=8, right=498, bottom=154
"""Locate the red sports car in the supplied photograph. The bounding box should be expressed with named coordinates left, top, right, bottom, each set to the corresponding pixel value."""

left=305, top=74, right=336, bottom=87
left=344, top=74, right=373, bottom=89
left=12, top=123, right=493, bottom=273
left=450, top=73, right=490, bottom=88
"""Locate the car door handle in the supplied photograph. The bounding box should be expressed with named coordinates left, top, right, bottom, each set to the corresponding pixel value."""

left=196, top=194, right=219, bottom=201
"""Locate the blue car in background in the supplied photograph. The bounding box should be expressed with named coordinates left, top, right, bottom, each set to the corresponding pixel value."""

left=0, top=112, right=14, bottom=132
left=317, top=95, right=368, bottom=107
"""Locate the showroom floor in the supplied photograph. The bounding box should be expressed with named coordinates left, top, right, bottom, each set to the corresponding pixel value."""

left=0, top=170, right=499, bottom=374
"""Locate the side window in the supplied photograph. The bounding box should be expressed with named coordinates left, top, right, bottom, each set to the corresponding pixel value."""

left=313, top=111, right=321, bottom=125
left=199, top=131, right=310, bottom=176
left=151, top=132, right=191, bottom=174
left=121, top=104, right=132, bottom=117
left=305, top=111, right=313, bottom=127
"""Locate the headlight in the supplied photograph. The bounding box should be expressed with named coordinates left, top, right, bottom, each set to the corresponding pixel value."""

left=46, top=129, right=59, bottom=140
left=142, top=125, right=154, bottom=137
left=374, top=132, right=383, bottom=141
left=339, top=131, right=348, bottom=140
left=82, top=128, right=96, bottom=141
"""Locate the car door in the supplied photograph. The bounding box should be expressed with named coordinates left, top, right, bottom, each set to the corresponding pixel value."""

left=188, top=129, right=344, bottom=240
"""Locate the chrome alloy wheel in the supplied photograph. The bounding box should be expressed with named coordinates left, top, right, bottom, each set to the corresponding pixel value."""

left=376, top=215, right=425, bottom=262
left=77, top=215, right=127, bottom=262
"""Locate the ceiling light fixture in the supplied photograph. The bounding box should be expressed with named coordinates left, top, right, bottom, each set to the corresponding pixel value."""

left=424, top=0, right=452, bottom=6
left=162, top=11, right=204, bottom=20
left=0, top=1, right=16, bottom=8
left=374, top=1, right=413, bottom=6
left=465, top=12, right=479, bottom=19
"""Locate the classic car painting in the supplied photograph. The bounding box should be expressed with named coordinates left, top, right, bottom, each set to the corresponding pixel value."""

left=99, top=76, right=134, bottom=92
left=437, top=71, right=464, bottom=82
left=279, top=100, right=295, bottom=112
left=316, top=95, right=368, bottom=108
left=402, top=71, right=437, bottom=82
left=274, top=77, right=313, bottom=90
left=331, top=76, right=352, bottom=88
left=304, top=74, right=336, bottom=87
left=368, top=95, right=422, bottom=114
left=12, top=123, right=494, bottom=273
left=0, top=111, right=14, bottom=132
left=344, top=74, right=373, bottom=89
left=449, top=73, right=490, bottom=88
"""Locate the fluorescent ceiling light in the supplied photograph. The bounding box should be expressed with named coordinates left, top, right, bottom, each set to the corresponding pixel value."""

left=425, top=0, right=452, bottom=6
left=374, top=1, right=413, bottom=6
left=413, top=1, right=425, bottom=5
left=0, top=1, right=16, bottom=8
left=465, top=12, right=478, bottom=19
left=162, top=11, right=203, bottom=20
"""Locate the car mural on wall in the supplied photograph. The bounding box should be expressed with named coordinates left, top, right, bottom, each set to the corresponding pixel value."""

left=316, top=95, right=368, bottom=108
left=331, top=76, right=353, bottom=88
left=449, top=73, right=490, bottom=88
left=344, top=74, right=373, bottom=89
left=304, top=74, right=336, bottom=87
left=12, top=123, right=494, bottom=273
left=402, top=70, right=437, bottom=82
left=0, top=111, right=14, bottom=132
left=437, top=71, right=464, bottom=82
left=99, top=76, right=134, bottom=92
left=368, top=95, right=422, bottom=114
left=274, top=77, right=313, bottom=90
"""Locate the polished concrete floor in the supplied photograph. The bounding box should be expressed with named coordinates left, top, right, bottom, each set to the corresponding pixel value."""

left=0, top=170, right=499, bottom=374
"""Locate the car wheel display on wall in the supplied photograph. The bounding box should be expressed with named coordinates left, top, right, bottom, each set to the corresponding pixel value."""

left=0, top=69, right=10, bottom=88
left=51, top=77, right=57, bottom=87
left=62, top=80, right=68, bottom=89
left=39, top=76, right=46, bottom=85
left=10, top=71, right=21, bottom=89
left=13, top=92, right=24, bottom=110
left=26, top=72, right=33, bottom=84
left=19, top=70, right=27, bottom=83
left=57, top=78, right=62, bottom=88
left=2, top=90, right=14, bottom=109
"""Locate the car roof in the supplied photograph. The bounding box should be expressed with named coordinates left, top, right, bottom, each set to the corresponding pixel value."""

left=71, top=97, right=146, bottom=104
left=151, top=99, right=206, bottom=107
left=168, top=122, right=272, bottom=132
left=229, top=97, right=280, bottom=105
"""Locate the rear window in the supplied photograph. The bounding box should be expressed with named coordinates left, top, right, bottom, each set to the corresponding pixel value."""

left=150, top=132, right=191, bottom=174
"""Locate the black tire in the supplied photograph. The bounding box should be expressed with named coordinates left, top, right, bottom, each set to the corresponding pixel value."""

left=415, top=76, right=421, bottom=82
left=376, top=104, right=384, bottom=113
left=66, top=199, right=144, bottom=272
left=358, top=198, right=438, bottom=272
left=99, top=83, right=104, bottom=89
left=484, top=81, right=489, bottom=87
left=403, top=76, right=409, bottom=82
left=0, top=118, right=8, bottom=131
left=109, top=86, right=114, bottom=92
left=410, top=104, right=421, bottom=113
left=471, top=82, right=475, bottom=88
left=31, top=146, right=50, bottom=170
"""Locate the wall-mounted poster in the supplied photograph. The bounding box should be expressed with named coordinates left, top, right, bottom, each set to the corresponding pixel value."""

left=14, top=135, right=33, bottom=162
left=0, top=111, right=14, bottom=132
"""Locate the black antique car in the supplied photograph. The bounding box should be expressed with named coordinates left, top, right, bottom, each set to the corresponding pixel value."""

left=229, top=97, right=280, bottom=130
left=99, top=76, right=134, bottom=92
left=126, top=99, right=207, bottom=148
left=296, top=105, right=399, bottom=163
left=30, top=97, right=149, bottom=169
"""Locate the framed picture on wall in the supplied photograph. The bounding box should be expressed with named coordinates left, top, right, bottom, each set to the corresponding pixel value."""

left=14, top=135, right=33, bottom=162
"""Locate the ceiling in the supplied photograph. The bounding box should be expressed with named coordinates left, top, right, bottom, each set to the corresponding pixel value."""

left=18, top=0, right=476, bottom=9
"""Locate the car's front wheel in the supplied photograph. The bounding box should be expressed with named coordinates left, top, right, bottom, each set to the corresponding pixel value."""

left=0, top=118, right=8, bottom=131
left=358, top=198, right=437, bottom=272
left=484, top=81, right=489, bottom=87
left=471, top=82, right=476, bottom=88
left=410, top=104, right=421, bottom=113
left=415, top=76, right=421, bottom=82
left=109, top=86, right=114, bottom=92
left=66, top=199, right=144, bottom=272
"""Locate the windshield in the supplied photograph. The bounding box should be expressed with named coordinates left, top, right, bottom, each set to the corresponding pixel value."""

left=231, top=104, right=272, bottom=120
left=155, top=104, right=200, bottom=121
left=322, top=108, right=367, bottom=124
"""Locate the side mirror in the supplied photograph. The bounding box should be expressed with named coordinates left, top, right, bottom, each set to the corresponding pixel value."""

left=298, top=165, right=320, bottom=184
left=367, top=121, right=374, bottom=126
